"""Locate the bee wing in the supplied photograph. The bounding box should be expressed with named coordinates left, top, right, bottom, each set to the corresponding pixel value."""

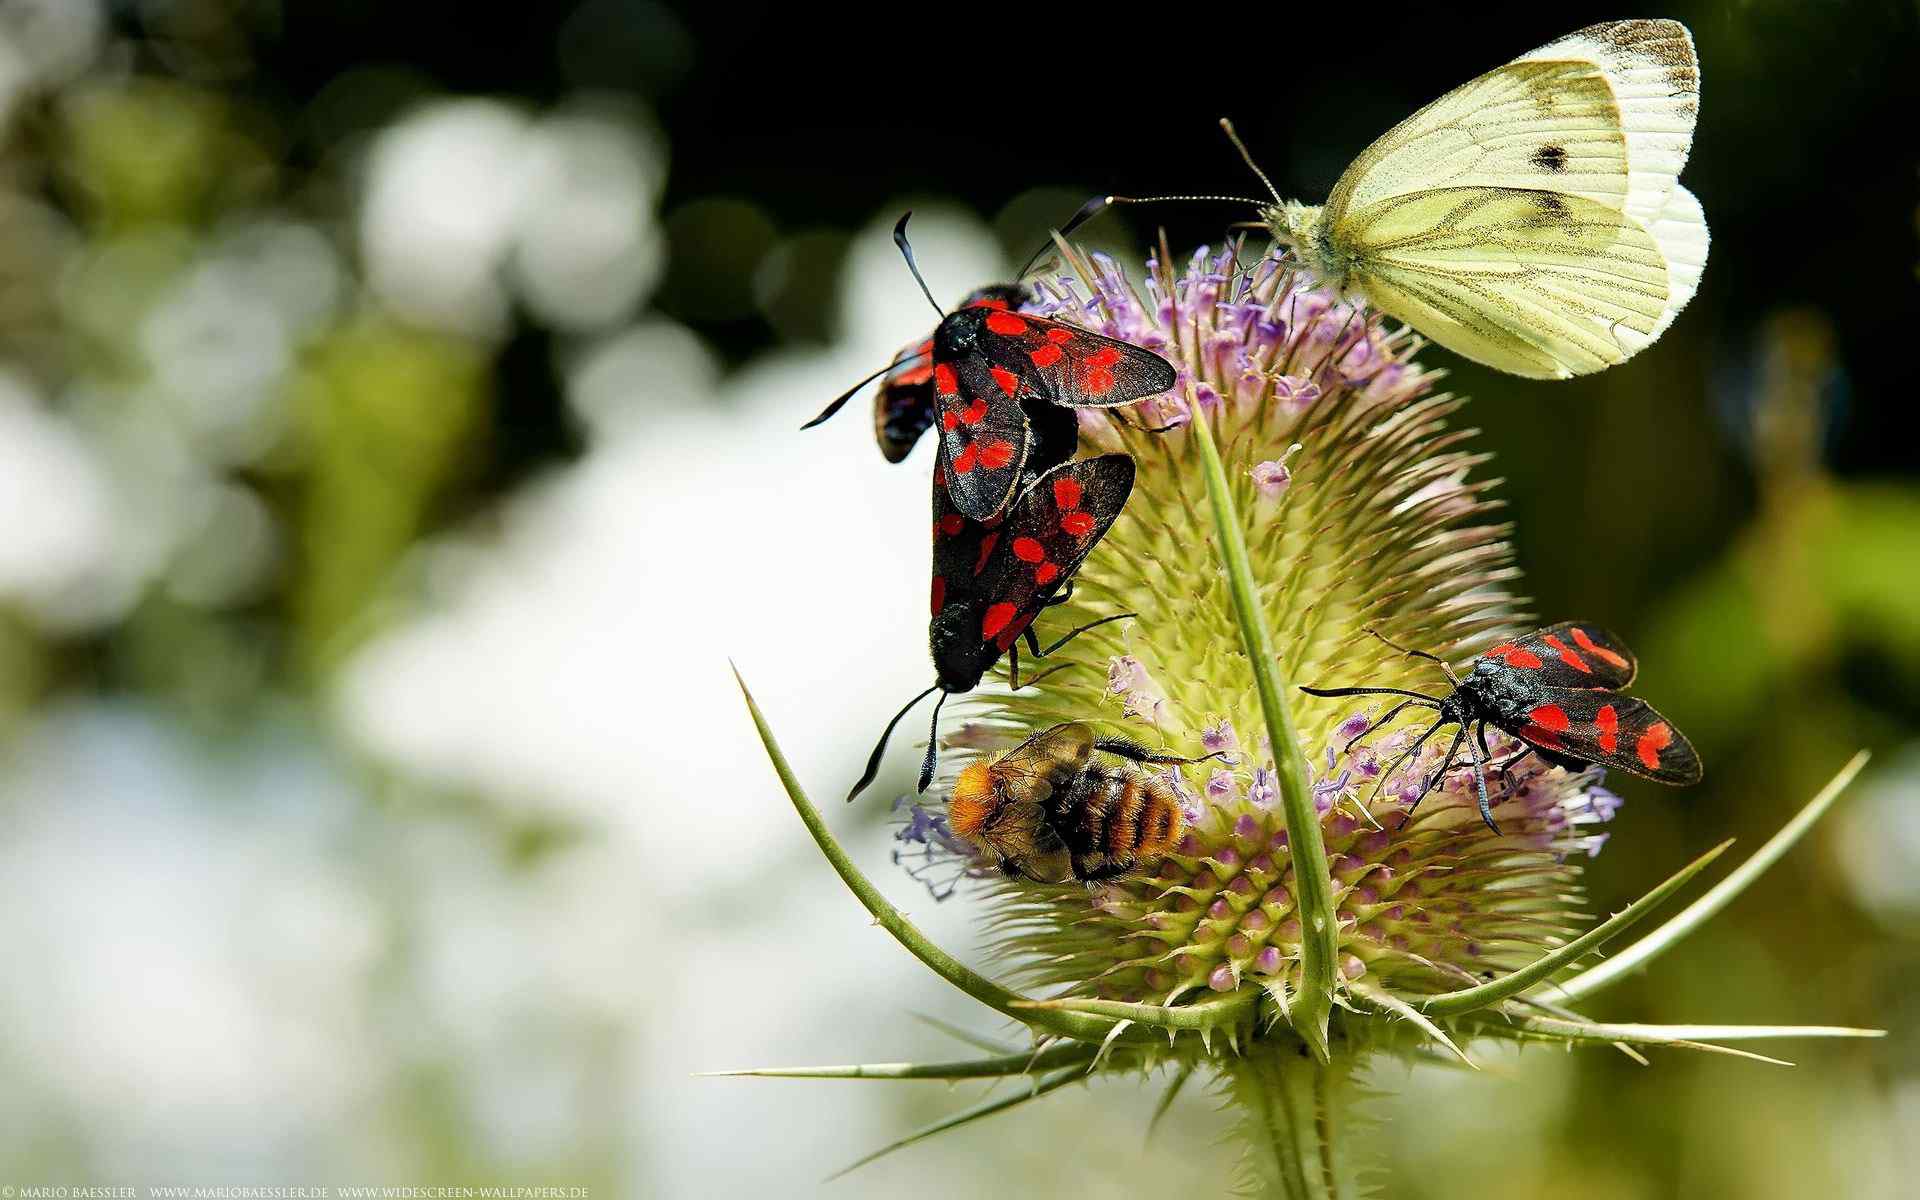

left=1511, top=689, right=1701, bottom=785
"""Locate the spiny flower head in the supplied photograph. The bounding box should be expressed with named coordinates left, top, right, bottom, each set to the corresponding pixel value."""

left=904, top=240, right=1623, bottom=1014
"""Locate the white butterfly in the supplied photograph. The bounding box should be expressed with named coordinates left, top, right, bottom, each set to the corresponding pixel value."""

left=1140, top=21, right=1709, bottom=379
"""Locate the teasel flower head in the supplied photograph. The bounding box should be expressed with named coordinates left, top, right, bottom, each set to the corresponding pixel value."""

left=727, top=238, right=1879, bottom=1197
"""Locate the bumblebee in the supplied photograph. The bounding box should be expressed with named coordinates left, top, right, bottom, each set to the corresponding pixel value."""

left=947, top=723, right=1220, bottom=883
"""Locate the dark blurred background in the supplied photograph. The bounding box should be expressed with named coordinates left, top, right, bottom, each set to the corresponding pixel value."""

left=0, top=0, right=1915, bottom=1196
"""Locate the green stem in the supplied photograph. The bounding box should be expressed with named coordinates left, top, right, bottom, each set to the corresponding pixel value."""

left=1188, top=400, right=1337, bottom=1060
left=1225, top=1044, right=1369, bottom=1199
left=734, top=666, right=1111, bottom=1042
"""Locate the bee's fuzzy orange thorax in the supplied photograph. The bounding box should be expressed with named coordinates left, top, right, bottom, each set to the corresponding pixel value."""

left=947, top=763, right=997, bottom=838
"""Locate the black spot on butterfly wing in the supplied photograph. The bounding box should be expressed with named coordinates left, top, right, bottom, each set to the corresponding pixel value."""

left=979, top=313, right=1177, bottom=411
left=872, top=339, right=935, bottom=463
left=930, top=454, right=1134, bottom=693
left=1516, top=688, right=1701, bottom=786
left=1530, top=144, right=1569, bottom=172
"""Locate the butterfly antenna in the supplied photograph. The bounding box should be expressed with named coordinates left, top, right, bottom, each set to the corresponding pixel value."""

left=1217, top=117, right=1284, bottom=205
left=846, top=682, right=941, bottom=803
left=1105, top=193, right=1268, bottom=208
left=1014, top=194, right=1110, bottom=280
left=916, top=689, right=951, bottom=793
left=893, top=212, right=945, bottom=318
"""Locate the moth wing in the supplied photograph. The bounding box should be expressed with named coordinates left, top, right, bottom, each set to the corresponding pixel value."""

left=930, top=462, right=1001, bottom=622
left=970, top=454, right=1136, bottom=655
left=1513, top=690, right=1701, bottom=785
left=1344, top=186, right=1670, bottom=379
left=977, top=310, right=1176, bottom=410
left=1325, top=58, right=1632, bottom=223
left=935, top=350, right=1032, bottom=521
left=873, top=338, right=935, bottom=463
left=1487, top=621, right=1638, bottom=688
left=1518, top=19, right=1700, bottom=226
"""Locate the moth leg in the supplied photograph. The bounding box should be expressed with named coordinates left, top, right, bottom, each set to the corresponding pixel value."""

left=1036, top=611, right=1135, bottom=656
left=1361, top=628, right=1462, bottom=687
left=1395, top=722, right=1464, bottom=830
left=1344, top=697, right=1426, bottom=754
left=1043, top=579, right=1076, bottom=608
left=1466, top=721, right=1499, bottom=834
left=1091, top=735, right=1228, bottom=767
left=1373, top=716, right=1449, bottom=815
left=1006, top=641, right=1021, bottom=691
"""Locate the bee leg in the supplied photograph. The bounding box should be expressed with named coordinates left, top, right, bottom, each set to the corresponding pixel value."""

left=1091, top=734, right=1227, bottom=768
left=1072, top=856, right=1136, bottom=884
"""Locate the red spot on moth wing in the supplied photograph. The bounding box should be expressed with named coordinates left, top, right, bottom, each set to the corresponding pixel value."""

left=1527, top=704, right=1571, bottom=732
left=1489, top=644, right=1544, bottom=669
left=1060, top=511, right=1096, bottom=537
left=1085, top=365, right=1115, bottom=394
left=1044, top=327, right=1073, bottom=344
left=1011, top=536, right=1045, bottom=562
left=934, top=363, right=958, bottom=395
left=974, top=531, right=999, bottom=574
left=1594, top=703, right=1619, bottom=754
left=940, top=410, right=959, bottom=431
left=930, top=575, right=946, bottom=615
left=1543, top=634, right=1592, bottom=674
left=960, top=397, right=989, bottom=425
left=990, top=365, right=1018, bottom=396
left=996, top=610, right=1036, bottom=651
left=978, top=440, right=1016, bottom=469
left=1052, top=477, right=1083, bottom=510
left=952, top=442, right=979, bottom=474
left=1034, top=562, right=1059, bottom=585
left=1083, top=346, right=1121, bottom=367
left=985, top=311, right=1028, bottom=335
left=1573, top=627, right=1631, bottom=670
left=1029, top=344, right=1063, bottom=367
left=1635, top=722, right=1672, bottom=770
left=968, top=296, right=1009, bottom=310
left=981, top=602, right=1016, bottom=640
left=937, top=514, right=966, bottom=536
left=1519, top=723, right=1565, bottom=749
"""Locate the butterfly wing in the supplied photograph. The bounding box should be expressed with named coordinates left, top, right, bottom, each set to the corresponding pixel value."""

left=1326, top=58, right=1633, bottom=223
left=931, top=454, right=1134, bottom=690
left=1328, top=19, right=1699, bottom=228
left=974, top=310, right=1176, bottom=410
left=1509, top=689, right=1701, bottom=785
left=873, top=337, right=936, bottom=463
left=1342, top=186, right=1670, bottom=378
left=1482, top=621, right=1638, bottom=688
left=1641, top=184, right=1708, bottom=346
left=1517, top=20, right=1700, bottom=227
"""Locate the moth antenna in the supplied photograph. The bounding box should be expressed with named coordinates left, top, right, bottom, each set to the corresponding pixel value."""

left=1217, top=117, right=1284, bottom=206
left=1014, top=194, right=1110, bottom=280
left=893, top=212, right=945, bottom=318
left=846, top=682, right=941, bottom=803
left=803, top=357, right=918, bottom=430
left=916, top=689, right=951, bottom=793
